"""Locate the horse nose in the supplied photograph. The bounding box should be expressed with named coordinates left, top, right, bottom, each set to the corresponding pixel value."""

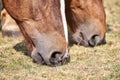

left=88, top=34, right=106, bottom=47
left=49, top=51, right=70, bottom=66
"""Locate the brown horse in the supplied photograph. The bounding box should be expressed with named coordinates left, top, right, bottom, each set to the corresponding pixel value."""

left=2, top=0, right=70, bottom=66
left=65, top=0, right=106, bottom=47
left=1, top=9, right=22, bottom=37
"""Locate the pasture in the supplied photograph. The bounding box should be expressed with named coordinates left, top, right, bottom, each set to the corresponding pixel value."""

left=0, top=0, right=120, bottom=80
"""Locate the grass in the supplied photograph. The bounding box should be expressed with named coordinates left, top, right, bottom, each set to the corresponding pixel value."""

left=0, top=0, right=120, bottom=80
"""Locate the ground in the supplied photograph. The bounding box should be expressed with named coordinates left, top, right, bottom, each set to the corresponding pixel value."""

left=0, top=0, right=120, bottom=80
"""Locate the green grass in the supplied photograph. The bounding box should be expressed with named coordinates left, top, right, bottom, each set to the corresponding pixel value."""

left=0, top=0, right=120, bottom=80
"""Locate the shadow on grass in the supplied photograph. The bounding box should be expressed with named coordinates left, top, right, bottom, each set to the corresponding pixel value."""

left=13, top=41, right=31, bottom=57
left=106, top=24, right=112, bottom=32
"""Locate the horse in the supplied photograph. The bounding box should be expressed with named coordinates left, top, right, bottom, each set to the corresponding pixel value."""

left=1, top=9, right=22, bottom=37
left=2, top=0, right=70, bottom=66
left=65, top=0, right=106, bottom=47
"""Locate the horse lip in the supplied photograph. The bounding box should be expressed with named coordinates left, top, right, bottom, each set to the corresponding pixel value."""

left=36, top=49, right=70, bottom=66
left=61, top=54, right=70, bottom=65
left=60, top=52, right=70, bottom=64
left=49, top=52, right=70, bottom=66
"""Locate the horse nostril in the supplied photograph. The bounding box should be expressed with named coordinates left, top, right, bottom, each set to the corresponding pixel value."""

left=49, top=51, right=62, bottom=65
left=88, top=34, right=100, bottom=47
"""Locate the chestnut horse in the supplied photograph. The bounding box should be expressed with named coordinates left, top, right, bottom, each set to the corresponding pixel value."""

left=2, top=0, right=70, bottom=66
left=1, top=9, right=22, bottom=37
left=65, top=0, right=106, bottom=47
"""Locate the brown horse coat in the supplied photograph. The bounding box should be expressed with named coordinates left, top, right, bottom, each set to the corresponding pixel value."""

left=65, top=0, right=106, bottom=46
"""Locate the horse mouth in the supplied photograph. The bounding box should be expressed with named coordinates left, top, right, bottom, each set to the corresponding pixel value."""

left=49, top=52, right=70, bottom=66
left=71, top=32, right=106, bottom=47
left=33, top=52, right=70, bottom=66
